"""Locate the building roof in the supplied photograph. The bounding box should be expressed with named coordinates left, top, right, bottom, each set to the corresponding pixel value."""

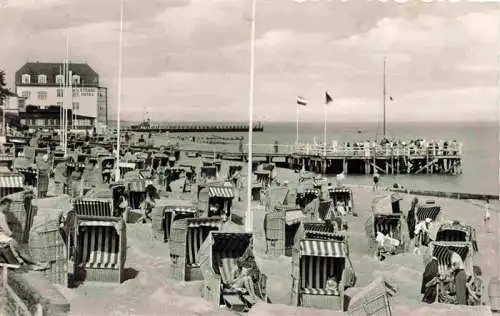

left=15, top=62, right=99, bottom=87
left=19, top=107, right=94, bottom=120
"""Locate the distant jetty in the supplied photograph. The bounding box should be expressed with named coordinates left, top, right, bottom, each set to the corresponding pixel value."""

left=124, top=121, right=264, bottom=133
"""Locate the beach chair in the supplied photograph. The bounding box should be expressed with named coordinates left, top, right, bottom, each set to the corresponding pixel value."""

left=0, top=172, right=24, bottom=199
left=263, top=206, right=305, bottom=257
left=328, top=187, right=354, bottom=214
left=416, top=201, right=441, bottom=222
left=198, top=232, right=268, bottom=312
left=197, top=183, right=234, bottom=220
left=295, top=221, right=357, bottom=287
left=435, top=221, right=478, bottom=255
left=200, top=166, right=217, bottom=181
left=151, top=200, right=198, bottom=242
left=5, top=270, right=70, bottom=315
left=71, top=198, right=126, bottom=284
left=428, top=241, right=483, bottom=305
left=296, top=187, right=320, bottom=209
left=254, top=170, right=271, bottom=188
left=347, top=276, right=398, bottom=316
left=118, top=162, right=137, bottom=178
left=169, top=217, right=222, bottom=281
left=1, top=190, right=36, bottom=244
left=365, top=194, right=410, bottom=256
left=291, top=237, right=352, bottom=310
left=128, top=179, right=147, bottom=210
left=264, top=186, right=290, bottom=212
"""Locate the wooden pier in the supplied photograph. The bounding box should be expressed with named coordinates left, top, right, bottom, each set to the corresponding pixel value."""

left=183, top=142, right=464, bottom=176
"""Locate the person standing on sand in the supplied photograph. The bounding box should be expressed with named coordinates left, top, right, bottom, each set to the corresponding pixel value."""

left=373, top=172, right=380, bottom=192
left=484, top=199, right=491, bottom=233
left=407, top=197, right=419, bottom=240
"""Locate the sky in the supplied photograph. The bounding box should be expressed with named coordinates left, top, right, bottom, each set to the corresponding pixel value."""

left=0, top=0, right=498, bottom=122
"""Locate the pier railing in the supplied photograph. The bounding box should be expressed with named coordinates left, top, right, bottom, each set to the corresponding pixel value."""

left=181, top=141, right=463, bottom=158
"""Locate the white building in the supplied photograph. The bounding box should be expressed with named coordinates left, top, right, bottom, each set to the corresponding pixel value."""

left=15, top=61, right=107, bottom=129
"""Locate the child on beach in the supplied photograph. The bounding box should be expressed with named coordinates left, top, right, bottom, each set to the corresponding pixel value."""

left=484, top=199, right=491, bottom=233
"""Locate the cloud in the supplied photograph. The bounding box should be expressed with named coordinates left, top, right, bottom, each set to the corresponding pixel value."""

left=0, top=0, right=497, bottom=122
left=3, top=0, right=63, bottom=9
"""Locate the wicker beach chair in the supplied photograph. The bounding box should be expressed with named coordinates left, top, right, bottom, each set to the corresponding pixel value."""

left=291, top=237, right=354, bottom=310
left=169, top=217, right=222, bottom=281
left=151, top=200, right=198, bottom=242
left=198, top=232, right=267, bottom=312
left=71, top=198, right=126, bottom=284
left=263, top=207, right=305, bottom=257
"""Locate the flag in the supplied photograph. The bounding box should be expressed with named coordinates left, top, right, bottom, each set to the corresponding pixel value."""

left=325, top=91, right=333, bottom=104
left=297, top=96, right=307, bottom=106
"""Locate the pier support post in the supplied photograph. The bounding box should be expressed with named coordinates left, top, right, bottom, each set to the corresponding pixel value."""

left=322, top=159, right=327, bottom=175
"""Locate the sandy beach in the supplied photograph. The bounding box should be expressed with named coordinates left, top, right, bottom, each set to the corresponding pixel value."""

left=41, top=155, right=498, bottom=316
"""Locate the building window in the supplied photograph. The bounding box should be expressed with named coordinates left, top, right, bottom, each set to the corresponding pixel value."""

left=72, top=102, right=79, bottom=111
left=57, top=88, right=63, bottom=97
left=37, top=75, right=47, bottom=84
left=20, top=119, right=26, bottom=125
left=55, top=74, right=64, bottom=85
left=72, top=75, right=80, bottom=85
left=36, top=119, right=44, bottom=126
left=57, top=102, right=63, bottom=107
left=21, top=74, right=30, bottom=84
left=37, top=91, right=47, bottom=101
left=21, top=91, right=30, bottom=99
left=30, top=119, right=36, bottom=126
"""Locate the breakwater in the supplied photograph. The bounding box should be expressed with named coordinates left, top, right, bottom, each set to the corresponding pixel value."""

left=124, top=122, right=264, bottom=133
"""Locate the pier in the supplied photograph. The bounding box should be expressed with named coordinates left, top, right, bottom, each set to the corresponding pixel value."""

left=124, top=122, right=264, bottom=133
left=182, top=142, right=464, bottom=176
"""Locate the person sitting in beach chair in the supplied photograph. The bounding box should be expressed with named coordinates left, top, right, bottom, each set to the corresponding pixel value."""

left=466, top=266, right=483, bottom=306
left=325, top=274, right=340, bottom=296
left=0, top=199, right=49, bottom=271
left=229, top=245, right=259, bottom=301
left=102, top=162, right=113, bottom=184
left=138, top=185, right=158, bottom=223
left=414, top=218, right=432, bottom=253
left=335, top=201, right=347, bottom=216
left=375, top=231, right=400, bottom=260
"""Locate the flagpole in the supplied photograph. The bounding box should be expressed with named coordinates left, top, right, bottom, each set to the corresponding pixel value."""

left=59, top=65, right=63, bottom=145
left=64, top=34, right=70, bottom=157
left=245, top=0, right=256, bottom=234
left=383, top=57, right=386, bottom=138
left=323, top=97, right=327, bottom=158
left=295, top=101, right=299, bottom=144
left=115, top=0, right=124, bottom=181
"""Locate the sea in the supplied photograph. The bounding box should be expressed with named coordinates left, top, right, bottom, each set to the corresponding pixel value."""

left=118, top=121, right=498, bottom=196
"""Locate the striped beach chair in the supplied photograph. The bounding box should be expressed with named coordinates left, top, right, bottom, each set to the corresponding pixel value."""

left=435, top=222, right=479, bottom=254
left=416, top=201, right=441, bottom=222
left=169, top=217, right=222, bottom=281
left=198, top=232, right=267, bottom=312
left=72, top=215, right=127, bottom=284
left=291, top=238, right=353, bottom=311
left=0, top=173, right=24, bottom=198
left=73, top=198, right=114, bottom=217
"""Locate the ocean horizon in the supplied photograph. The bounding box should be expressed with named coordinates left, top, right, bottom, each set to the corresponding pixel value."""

left=110, top=120, right=498, bottom=196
